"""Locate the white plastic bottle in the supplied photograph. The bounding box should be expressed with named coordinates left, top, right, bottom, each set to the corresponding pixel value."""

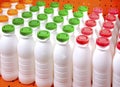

left=34, top=30, right=53, bottom=87
left=113, top=41, right=120, bottom=87
left=54, top=33, right=72, bottom=87
left=30, top=6, right=39, bottom=20
left=1, top=2, right=11, bottom=15
left=50, top=2, right=59, bottom=16
left=1, top=24, right=18, bottom=81
left=36, top=1, right=46, bottom=14
left=92, top=37, right=112, bottom=87
left=17, top=27, right=35, bottom=84
left=10, top=0, right=19, bottom=9
left=73, top=35, right=91, bottom=87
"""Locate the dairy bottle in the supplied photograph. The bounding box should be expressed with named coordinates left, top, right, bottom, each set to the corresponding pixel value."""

left=1, top=24, right=18, bottom=81
left=58, top=9, right=69, bottom=25
left=53, top=33, right=72, bottom=87
left=53, top=16, right=64, bottom=33
left=10, top=0, right=19, bottom=9
left=50, top=2, right=59, bottom=16
left=44, top=8, right=54, bottom=22
left=34, top=30, right=53, bottom=87
left=36, top=1, right=46, bottom=14
left=23, top=0, right=33, bottom=11
left=0, top=8, right=3, bottom=15
left=30, top=6, right=39, bottom=20
left=73, top=11, right=84, bottom=30
left=37, top=13, right=48, bottom=30
left=1, top=2, right=11, bottom=15
left=18, top=27, right=35, bottom=84
left=92, top=37, right=112, bottom=87
left=73, top=35, right=91, bottom=87
left=113, top=41, right=120, bottom=87
left=64, top=4, right=73, bottom=19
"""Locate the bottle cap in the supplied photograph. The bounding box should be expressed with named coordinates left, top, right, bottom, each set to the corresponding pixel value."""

left=36, top=1, right=46, bottom=6
left=22, top=11, right=32, bottom=18
left=53, top=16, right=64, bottom=23
left=76, top=35, right=89, bottom=44
left=64, top=4, right=73, bottom=10
left=7, top=9, right=18, bottom=16
left=50, top=2, right=59, bottom=8
left=78, top=6, right=88, bottom=12
left=103, top=21, right=114, bottom=29
left=105, top=14, right=116, bottom=22
left=44, top=8, right=54, bottom=14
left=20, top=27, right=32, bottom=36
left=12, top=18, right=24, bottom=25
left=37, top=30, right=50, bottom=39
left=85, top=20, right=96, bottom=27
left=23, top=0, right=33, bottom=4
left=2, top=24, right=15, bottom=33
left=108, top=8, right=119, bottom=15
left=69, top=18, right=80, bottom=25
left=58, top=9, right=68, bottom=16
left=30, top=6, right=39, bottom=12
left=89, top=12, right=99, bottom=20
left=10, top=0, right=19, bottom=3
left=46, top=22, right=57, bottom=30
left=96, top=37, right=109, bottom=47
left=62, top=24, right=74, bottom=33
left=37, top=14, right=48, bottom=21
left=81, top=27, right=93, bottom=35
left=73, top=11, right=83, bottom=18
left=99, top=29, right=112, bottom=38
left=16, top=3, right=25, bottom=10
left=1, top=2, right=11, bottom=8
left=57, top=33, right=69, bottom=42
left=29, top=20, right=40, bottom=28
left=0, top=15, right=8, bottom=22
left=0, top=8, right=3, bottom=13
left=117, top=42, right=120, bottom=50
left=93, top=7, right=103, bottom=14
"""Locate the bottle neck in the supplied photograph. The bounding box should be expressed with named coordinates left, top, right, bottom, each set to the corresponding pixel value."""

left=96, top=45, right=110, bottom=51
left=56, top=40, right=69, bottom=46
left=37, top=38, right=50, bottom=43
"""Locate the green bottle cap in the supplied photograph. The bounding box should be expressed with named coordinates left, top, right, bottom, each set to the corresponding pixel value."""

left=53, top=16, right=64, bottom=23
left=37, top=30, right=50, bottom=39
left=36, top=1, right=46, bottom=6
left=12, top=18, right=24, bottom=25
left=64, top=4, right=73, bottom=10
left=44, top=8, right=54, bottom=14
left=22, top=11, right=32, bottom=18
left=78, top=6, right=88, bottom=12
left=46, top=22, right=57, bottom=30
left=2, top=24, right=15, bottom=33
left=58, top=9, right=68, bottom=16
left=56, top=33, right=69, bottom=42
left=62, top=24, right=74, bottom=33
left=20, top=27, right=32, bottom=36
left=50, top=2, right=59, bottom=8
left=37, top=14, right=48, bottom=21
left=73, top=11, right=83, bottom=18
left=29, top=20, right=40, bottom=28
left=69, top=18, right=80, bottom=25
left=30, top=6, right=39, bottom=12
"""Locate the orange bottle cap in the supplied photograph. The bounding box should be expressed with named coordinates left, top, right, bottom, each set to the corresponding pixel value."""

left=23, top=0, right=33, bottom=4
left=7, top=9, right=18, bottom=16
left=1, top=2, right=11, bottom=8
left=0, top=8, right=2, bottom=13
left=0, top=15, right=8, bottom=22
left=16, top=3, right=25, bottom=10
left=10, top=0, right=19, bottom=3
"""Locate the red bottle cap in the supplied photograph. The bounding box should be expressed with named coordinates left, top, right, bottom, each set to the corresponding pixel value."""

left=85, top=20, right=96, bottom=27
left=105, top=14, right=116, bottom=22
left=103, top=21, right=114, bottom=29
left=117, top=41, right=120, bottom=50
left=89, top=12, right=99, bottom=20
left=76, top=35, right=89, bottom=45
left=93, top=7, right=103, bottom=14
left=81, top=27, right=93, bottom=36
left=96, top=37, right=109, bottom=47
left=108, top=8, right=119, bottom=15
left=99, top=29, right=112, bottom=38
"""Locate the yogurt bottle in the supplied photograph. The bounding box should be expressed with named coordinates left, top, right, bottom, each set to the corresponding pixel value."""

left=36, top=1, right=46, bottom=14
left=64, top=4, right=73, bottom=20
left=23, top=0, right=33, bottom=11
left=78, top=6, right=89, bottom=23
left=58, top=9, right=69, bottom=25
left=30, top=6, right=39, bottom=20
left=16, top=3, right=25, bottom=17
left=12, top=17, right=24, bottom=39
left=53, top=16, right=64, bottom=33
left=18, top=27, right=35, bottom=84
left=73, top=35, right=91, bottom=87
left=1, top=2, right=11, bottom=15
left=7, top=9, right=18, bottom=24
left=44, top=8, right=54, bottom=22
left=1, top=24, right=18, bottom=81
left=37, top=13, right=48, bottom=30
left=34, top=30, right=53, bottom=87
left=0, top=8, right=3, bottom=15
left=10, top=0, right=19, bottom=9
left=92, top=37, right=112, bottom=87
left=73, top=11, right=84, bottom=30
left=50, top=2, right=59, bottom=16
left=22, top=11, right=32, bottom=26
left=53, top=33, right=72, bottom=87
